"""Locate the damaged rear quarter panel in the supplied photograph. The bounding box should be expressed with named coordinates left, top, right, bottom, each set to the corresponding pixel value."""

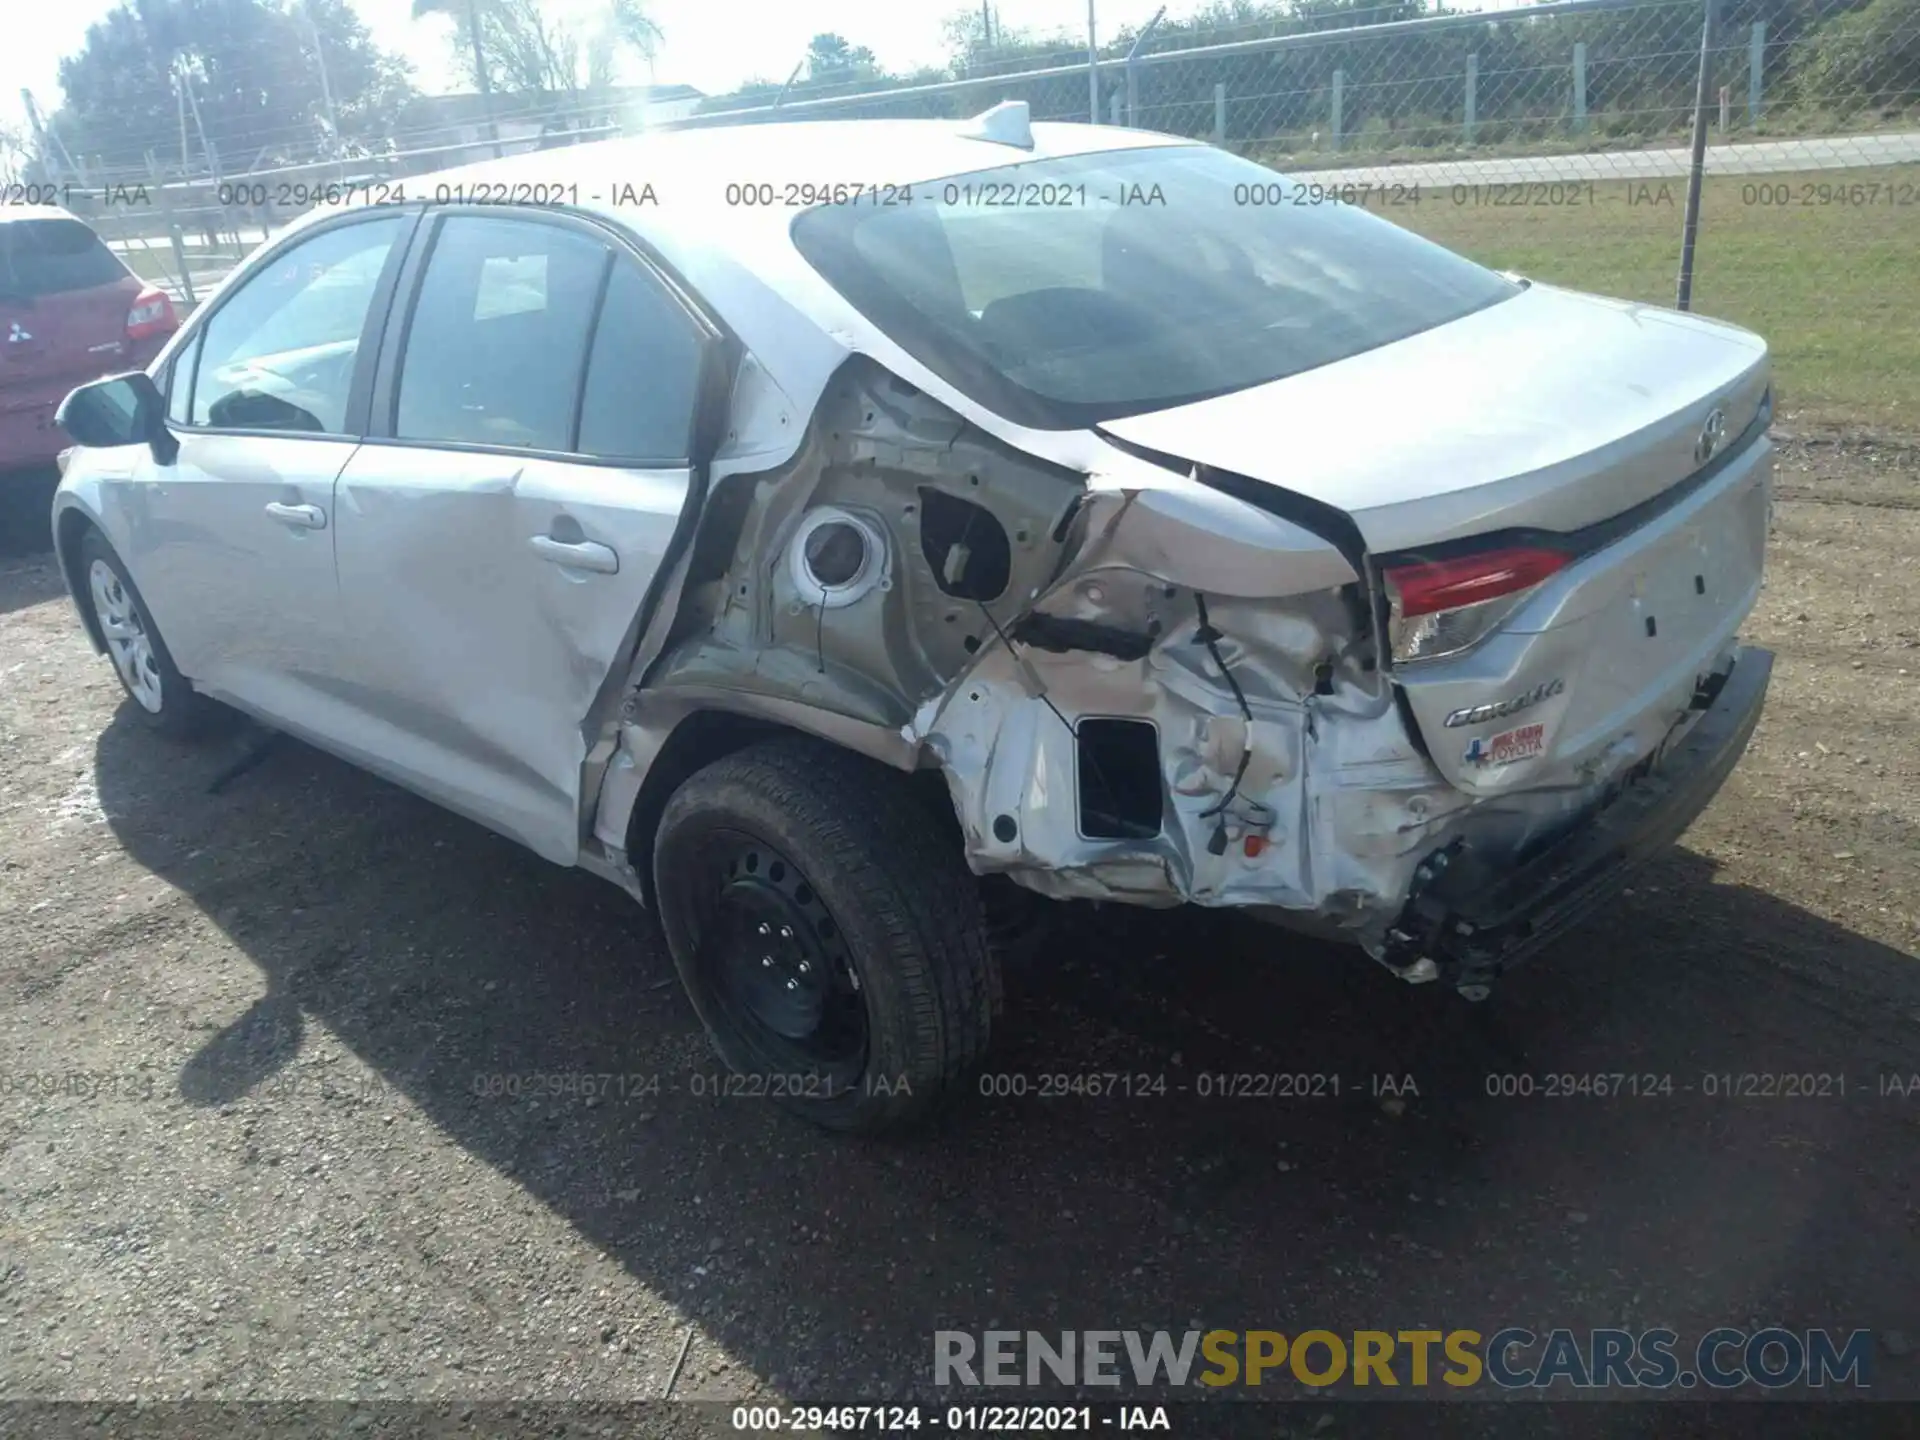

left=602, top=347, right=1481, bottom=950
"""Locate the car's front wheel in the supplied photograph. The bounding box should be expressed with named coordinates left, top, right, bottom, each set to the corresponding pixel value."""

left=652, top=737, right=998, bottom=1134
left=77, top=528, right=221, bottom=741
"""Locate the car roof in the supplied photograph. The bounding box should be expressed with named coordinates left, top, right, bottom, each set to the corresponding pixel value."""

left=422, top=116, right=1188, bottom=198
left=0, top=205, right=93, bottom=227
left=311, top=116, right=1193, bottom=263
left=246, top=118, right=1207, bottom=477
left=290, top=117, right=1192, bottom=431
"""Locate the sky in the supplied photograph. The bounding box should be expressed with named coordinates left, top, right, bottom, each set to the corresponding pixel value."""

left=4, top=0, right=1193, bottom=140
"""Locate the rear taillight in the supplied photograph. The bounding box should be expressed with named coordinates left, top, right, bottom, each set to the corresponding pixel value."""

left=125, top=286, right=176, bottom=341
left=1383, top=545, right=1568, bottom=665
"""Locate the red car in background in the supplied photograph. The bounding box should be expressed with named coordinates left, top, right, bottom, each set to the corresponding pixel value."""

left=0, top=207, right=178, bottom=474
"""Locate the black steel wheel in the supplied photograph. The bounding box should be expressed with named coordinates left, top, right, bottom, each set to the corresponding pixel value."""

left=652, top=736, right=997, bottom=1134
left=702, top=833, right=869, bottom=1091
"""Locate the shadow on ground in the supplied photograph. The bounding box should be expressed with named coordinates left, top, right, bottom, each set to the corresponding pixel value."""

left=92, top=701, right=1920, bottom=1405
left=0, top=466, right=59, bottom=564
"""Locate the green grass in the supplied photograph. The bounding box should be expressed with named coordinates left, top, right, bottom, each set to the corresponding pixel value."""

left=1358, top=164, right=1920, bottom=433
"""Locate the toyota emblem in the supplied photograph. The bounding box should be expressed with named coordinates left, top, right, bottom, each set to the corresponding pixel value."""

left=1695, top=407, right=1727, bottom=465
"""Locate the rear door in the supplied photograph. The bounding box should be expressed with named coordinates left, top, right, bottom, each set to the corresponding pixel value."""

left=331, top=207, right=723, bottom=864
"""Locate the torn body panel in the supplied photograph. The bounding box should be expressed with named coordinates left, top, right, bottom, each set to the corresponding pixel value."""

left=643, top=359, right=1085, bottom=731
left=597, top=332, right=1769, bottom=973
left=597, top=354, right=1453, bottom=953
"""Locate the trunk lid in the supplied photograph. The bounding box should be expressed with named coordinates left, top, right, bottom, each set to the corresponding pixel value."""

left=1100, top=282, right=1774, bottom=801
left=0, top=214, right=141, bottom=399
left=1098, top=282, right=1771, bottom=555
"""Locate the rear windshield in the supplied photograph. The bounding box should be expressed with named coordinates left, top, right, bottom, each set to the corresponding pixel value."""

left=0, top=218, right=127, bottom=299
left=791, top=146, right=1518, bottom=430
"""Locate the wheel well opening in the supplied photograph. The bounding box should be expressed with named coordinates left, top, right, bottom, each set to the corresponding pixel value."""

left=623, top=710, right=966, bottom=910
left=623, top=710, right=792, bottom=907
left=56, top=511, right=106, bottom=653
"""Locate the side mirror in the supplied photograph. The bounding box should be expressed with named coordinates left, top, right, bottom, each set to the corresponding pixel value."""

left=56, top=371, right=178, bottom=466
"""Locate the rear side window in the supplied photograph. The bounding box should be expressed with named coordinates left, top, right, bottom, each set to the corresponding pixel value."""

left=396, top=215, right=608, bottom=452
left=576, top=261, right=703, bottom=462
left=0, top=218, right=126, bottom=298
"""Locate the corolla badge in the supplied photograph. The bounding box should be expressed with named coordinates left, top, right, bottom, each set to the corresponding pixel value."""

left=1694, top=406, right=1727, bottom=465
left=6, top=322, right=31, bottom=344
left=1443, top=677, right=1566, bottom=729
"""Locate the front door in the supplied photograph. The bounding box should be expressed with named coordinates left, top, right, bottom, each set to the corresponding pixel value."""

left=110, top=212, right=414, bottom=726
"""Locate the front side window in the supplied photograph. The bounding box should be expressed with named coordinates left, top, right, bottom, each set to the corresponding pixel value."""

left=189, top=215, right=405, bottom=434
left=791, top=145, right=1519, bottom=430
left=164, top=329, right=203, bottom=427
left=395, top=215, right=608, bottom=452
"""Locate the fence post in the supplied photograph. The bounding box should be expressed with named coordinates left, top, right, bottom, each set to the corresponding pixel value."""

left=1126, top=60, right=1138, bottom=127
left=1214, top=82, right=1227, bottom=146
left=1748, top=21, right=1766, bottom=124
left=1676, top=0, right=1717, bottom=311
left=146, top=152, right=195, bottom=308
left=1331, top=69, right=1344, bottom=151
left=1573, top=43, right=1588, bottom=134
left=1464, top=55, right=1477, bottom=145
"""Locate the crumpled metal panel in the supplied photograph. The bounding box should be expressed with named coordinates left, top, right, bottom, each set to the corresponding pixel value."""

left=612, top=354, right=1610, bottom=958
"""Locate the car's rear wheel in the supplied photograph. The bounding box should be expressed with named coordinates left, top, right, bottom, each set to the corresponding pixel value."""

left=652, top=737, right=998, bottom=1134
left=77, top=529, right=221, bottom=741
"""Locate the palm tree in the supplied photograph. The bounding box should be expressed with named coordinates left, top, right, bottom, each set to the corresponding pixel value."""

left=411, top=0, right=503, bottom=157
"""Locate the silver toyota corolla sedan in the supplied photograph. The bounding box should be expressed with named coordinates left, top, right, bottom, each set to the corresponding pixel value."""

left=51, top=105, right=1774, bottom=1132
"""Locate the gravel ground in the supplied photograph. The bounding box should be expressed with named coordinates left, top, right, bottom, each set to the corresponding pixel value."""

left=0, top=441, right=1917, bottom=1431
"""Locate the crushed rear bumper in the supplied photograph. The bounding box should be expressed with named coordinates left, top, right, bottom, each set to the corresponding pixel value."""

left=1383, top=644, right=1773, bottom=995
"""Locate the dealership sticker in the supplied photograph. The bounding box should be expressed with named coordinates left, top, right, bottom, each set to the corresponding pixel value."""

left=1464, top=722, right=1547, bottom=768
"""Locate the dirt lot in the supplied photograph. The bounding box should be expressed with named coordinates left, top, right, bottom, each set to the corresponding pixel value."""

left=1, top=439, right=1917, bottom=1428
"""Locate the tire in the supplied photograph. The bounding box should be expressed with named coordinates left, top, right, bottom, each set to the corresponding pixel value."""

left=652, top=737, right=998, bottom=1135
left=77, top=528, right=223, bottom=741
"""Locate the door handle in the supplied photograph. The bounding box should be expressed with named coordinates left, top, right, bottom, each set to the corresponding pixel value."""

left=529, top=534, right=619, bottom=575
left=264, top=502, right=326, bottom=530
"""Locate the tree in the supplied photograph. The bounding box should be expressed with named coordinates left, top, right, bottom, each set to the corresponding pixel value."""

left=420, top=0, right=664, bottom=98
left=0, top=123, right=29, bottom=186
left=55, top=0, right=416, bottom=172
left=806, top=32, right=880, bottom=85
left=413, top=0, right=500, bottom=150
left=1792, top=0, right=1920, bottom=116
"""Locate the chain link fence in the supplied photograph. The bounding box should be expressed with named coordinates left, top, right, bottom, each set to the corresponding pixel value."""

left=31, top=0, right=1919, bottom=435
left=675, top=0, right=1919, bottom=435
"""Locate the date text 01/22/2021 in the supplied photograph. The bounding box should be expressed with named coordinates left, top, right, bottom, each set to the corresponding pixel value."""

left=731, top=1406, right=1169, bottom=1432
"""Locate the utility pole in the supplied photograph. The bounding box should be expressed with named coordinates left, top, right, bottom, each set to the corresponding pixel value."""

left=467, top=0, right=504, bottom=158
left=1087, top=0, right=1099, bottom=123
left=179, top=60, right=216, bottom=181
left=175, top=65, right=191, bottom=168
left=773, top=59, right=806, bottom=108
left=302, top=0, right=342, bottom=159
left=21, top=89, right=80, bottom=183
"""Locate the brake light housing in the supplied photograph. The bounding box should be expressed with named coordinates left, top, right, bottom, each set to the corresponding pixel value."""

left=125, top=286, right=176, bottom=342
left=1382, top=545, right=1568, bottom=665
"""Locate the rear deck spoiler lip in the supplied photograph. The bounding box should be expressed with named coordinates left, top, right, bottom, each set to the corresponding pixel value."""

left=1099, top=386, right=1771, bottom=616
left=1372, top=389, right=1772, bottom=575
